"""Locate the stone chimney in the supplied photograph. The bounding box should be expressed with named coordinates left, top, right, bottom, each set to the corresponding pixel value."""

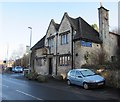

left=98, top=5, right=110, bottom=61
left=98, top=6, right=109, bottom=41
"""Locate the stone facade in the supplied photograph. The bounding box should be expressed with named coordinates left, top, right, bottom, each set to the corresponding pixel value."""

left=98, top=7, right=110, bottom=60
left=74, top=41, right=101, bottom=68
left=109, top=32, right=119, bottom=61
left=34, top=48, right=48, bottom=75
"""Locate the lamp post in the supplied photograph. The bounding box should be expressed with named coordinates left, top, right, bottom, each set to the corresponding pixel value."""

left=28, top=27, right=32, bottom=73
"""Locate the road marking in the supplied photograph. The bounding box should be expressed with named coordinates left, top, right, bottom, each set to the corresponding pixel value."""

left=16, top=90, right=43, bottom=100
left=0, top=84, right=9, bottom=88
left=2, top=78, right=26, bottom=86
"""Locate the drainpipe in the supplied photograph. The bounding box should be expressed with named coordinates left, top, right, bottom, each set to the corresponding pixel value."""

left=55, top=32, right=58, bottom=75
left=71, top=27, right=74, bottom=69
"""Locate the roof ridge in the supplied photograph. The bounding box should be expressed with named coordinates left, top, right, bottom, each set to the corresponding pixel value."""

left=51, top=19, right=60, bottom=31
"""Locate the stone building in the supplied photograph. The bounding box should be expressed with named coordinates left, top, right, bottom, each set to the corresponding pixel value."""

left=31, top=6, right=120, bottom=77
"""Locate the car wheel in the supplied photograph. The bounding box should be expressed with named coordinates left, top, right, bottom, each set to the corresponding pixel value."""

left=67, top=80, right=71, bottom=86
left=83, top=83, right=89, bottom=89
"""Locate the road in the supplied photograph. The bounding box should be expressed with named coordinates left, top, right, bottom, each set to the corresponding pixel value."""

left=1, top=73, right=119, bottom=101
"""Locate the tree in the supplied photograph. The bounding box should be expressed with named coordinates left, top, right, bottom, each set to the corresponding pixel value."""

left=91, top=24, right=99, bottom=32
left=89, top=49, right=108, bottom=65
left=10, top=44, right=25, bottom=61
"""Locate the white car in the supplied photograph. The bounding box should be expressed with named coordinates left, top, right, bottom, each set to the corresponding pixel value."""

left=13, top=66, right=23, bottom=73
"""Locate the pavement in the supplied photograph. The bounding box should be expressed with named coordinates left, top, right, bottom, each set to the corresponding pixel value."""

left=2, top=72, right=120, bottom=101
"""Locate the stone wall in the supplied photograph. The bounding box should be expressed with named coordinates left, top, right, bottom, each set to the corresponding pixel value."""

left=74, top=41, right=101, bottom=68
left=45, top=20, right=57, bottom=54
left=58, top=15, right=72, bottom=54
left=100, top=70, right=120, bottom=88
left=34, top=48, right=48, bottom=75
left=109, top=33, right=119, bottom=60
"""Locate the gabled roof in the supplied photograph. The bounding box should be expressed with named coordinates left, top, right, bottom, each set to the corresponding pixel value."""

left=59, top=12, right=77, bottom=30
left=31, top=35, right=46, bottom=50
left=53, top=20, right=60, bottom=31
left=60, top=12, right=102, bottom=44
left=32, top=12, right=102, bottom=51
left=31, top=19, right=60, bottom=51
left=46, top=19, right=60, bottom=35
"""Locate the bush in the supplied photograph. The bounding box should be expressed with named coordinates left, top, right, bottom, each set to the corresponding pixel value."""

left=37, top=74, right=47, bottom=82
left=26, top=72, right=38, bottom=80
left=52, top=75, right=63, bottom=81
left=100, top=70, right=120, bottom=88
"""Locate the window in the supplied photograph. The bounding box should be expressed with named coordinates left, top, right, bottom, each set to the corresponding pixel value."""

left=36, top=59, right=42, bottom=66
left=48, top=38, right=54, bottom=47
left=80, top=69, right=95, bottom=77
left=117, top=37, right=120, bottom=46
left=76, top=71, right=82, bottom=77
left=61, top=34, right=68, bottom=45
left=70, top=70, right=75, bottom=76
left=111, top=56, right=116, bottom=62
left=59, top=55, right=70, bottom=66
left=80, top=40, right=92, bottom=47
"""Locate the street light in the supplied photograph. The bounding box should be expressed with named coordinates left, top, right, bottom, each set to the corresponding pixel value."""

left=28, top=27, right=32, bottom=73
left=28, top=27, right=32, bottom=48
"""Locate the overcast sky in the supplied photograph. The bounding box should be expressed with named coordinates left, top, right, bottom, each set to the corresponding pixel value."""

left=0, top=1, right=119, bottom=61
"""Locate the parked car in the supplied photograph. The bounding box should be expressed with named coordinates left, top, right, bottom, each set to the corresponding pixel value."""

left=5, top=67, right=13, bottom=72
left=12, top=67, right=15, bottom=72
left=67, top=68, right=105, bottom=89
left=12, top=66, right=23, bottom=73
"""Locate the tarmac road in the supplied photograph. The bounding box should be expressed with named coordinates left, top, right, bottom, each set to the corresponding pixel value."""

left=1, top=73, right=119, bottom=102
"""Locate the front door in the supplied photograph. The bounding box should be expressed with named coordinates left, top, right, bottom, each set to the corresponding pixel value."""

left=49, top=58, right=52, bottom=75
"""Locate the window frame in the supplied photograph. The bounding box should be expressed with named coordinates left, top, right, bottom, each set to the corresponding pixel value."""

left=70, top=70, right=75, bottom=76
left=61, top=34, right=68, bottom=45
left=59, top=55, right=70, bottom=66
left=48, top=38, right=54, bottom=47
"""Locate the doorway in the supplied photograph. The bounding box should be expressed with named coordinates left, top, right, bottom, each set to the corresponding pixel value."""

left=49, top=58, right=52, bottom=75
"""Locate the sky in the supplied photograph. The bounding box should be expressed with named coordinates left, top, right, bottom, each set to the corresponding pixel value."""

left=0, top=1, right=119, bottom=61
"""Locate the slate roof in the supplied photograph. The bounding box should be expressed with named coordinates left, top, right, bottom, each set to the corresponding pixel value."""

left=31, top=35, right=46, bottom=50
left=32, top=12, right=102, bottom=51
left=65, top=13, right=102, bottom=43
left=48, top=19, right=60, bottom=33
left=52, top=20, right=60, bottom=31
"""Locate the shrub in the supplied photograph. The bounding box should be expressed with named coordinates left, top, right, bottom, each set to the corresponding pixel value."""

left=37, top=74, right=47, bottom=82
left=97, top=70, right=120, bottom=88
left=26, top=72, right=38, bottom=80
left=52, top=75, right=63, bottom=81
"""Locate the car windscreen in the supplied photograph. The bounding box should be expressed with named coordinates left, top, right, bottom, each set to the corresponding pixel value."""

left=80, top=69, right=95, bottom=77
left=15, top=67, right=22, bottom=69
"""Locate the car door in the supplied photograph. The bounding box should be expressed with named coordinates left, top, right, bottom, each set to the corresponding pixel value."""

left=69, top=70, right=76, bottom=84
left=75, top=71, right=83, bottom=86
